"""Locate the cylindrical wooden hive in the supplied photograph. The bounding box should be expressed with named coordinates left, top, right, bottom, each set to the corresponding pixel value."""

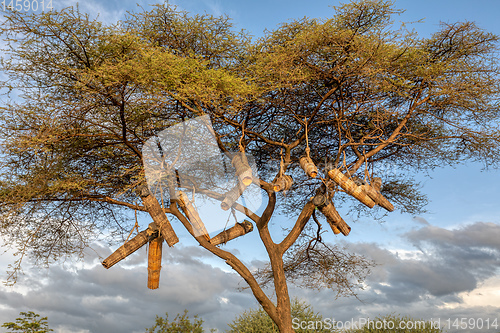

left=371, top=177, right=382, bottom=192
left=147, top=236, right=163, bottom=290
left=177, top=191, right=210, bottom=241
left=327, top=168, right=375, bottom=208
left=221, top=182, right=246, bottom=211
left=329, top=223, right=341, bottom=234
left=137, top=184, right=179, bottom=247
left=210, top=220, right=253, bottom=246
left=102, top=229, right=149, bottom=269
left=319, top=202, right=351, bottom=236
left=360, top=184, right=394, bottom=212
left=272, top=174, right=293, bottom=192
left=232, top=154, right=253, bottom=186
left=299, top=156, right=318, bottom=178
left=312, top=192, right=328, bottom=208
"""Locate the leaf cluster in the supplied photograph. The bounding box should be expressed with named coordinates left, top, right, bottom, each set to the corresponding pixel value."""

left=1, top=311, right=53, bottom=333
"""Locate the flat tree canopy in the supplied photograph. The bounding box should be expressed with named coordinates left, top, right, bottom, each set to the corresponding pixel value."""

left=1, top=1, right=499, bottom=332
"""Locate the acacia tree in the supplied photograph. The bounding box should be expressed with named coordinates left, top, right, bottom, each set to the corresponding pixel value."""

left=1, top=1, right=499, bottom=332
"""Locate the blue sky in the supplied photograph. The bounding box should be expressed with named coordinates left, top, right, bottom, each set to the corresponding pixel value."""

left=1, top=1, right=500, bottom=332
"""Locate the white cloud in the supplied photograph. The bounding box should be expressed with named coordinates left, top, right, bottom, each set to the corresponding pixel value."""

left=441, top=275, right=500, bottom=309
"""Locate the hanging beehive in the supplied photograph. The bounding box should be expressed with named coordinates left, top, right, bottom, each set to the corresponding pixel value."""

left=327, top=168, right=375, bottom=208
left=371, top=177, right=382, bottom=192
left=360, top=184, right=394, bottom=212
left=312, top=192, right=349, bottom=236
left=232, top=154, right=253, bottom=186
left=102, top=229, right=150, bottom=269
left=299, top=156, right=318, bottom=178
left=221, top=182, right=246, bottom=211
left=147, top=235, right=163, bottom=290
left=312, top=191, right=328, bottom=208
left=319, top=201, right=351, bottom=236
left=329, top=223, right=341, bottom=234
left=272, top=174, right=293, bottom=192
left=136, top=184, right=179, bottom=247
left=210, top=220, right=254, bottom=246
left=177, top=191, right=211, bottom=241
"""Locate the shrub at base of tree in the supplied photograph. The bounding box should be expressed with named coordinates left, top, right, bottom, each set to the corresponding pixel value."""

left=227, top=299, right=336, bottom=333
left=145, top=310, right=217, bottom=333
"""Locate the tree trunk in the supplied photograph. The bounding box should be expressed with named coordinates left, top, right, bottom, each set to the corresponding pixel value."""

left=259, top=233, right=295, bottom=332
left=272, top=255, right=294, bottom=333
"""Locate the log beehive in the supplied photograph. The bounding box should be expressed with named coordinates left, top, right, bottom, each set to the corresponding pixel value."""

left=319, top=202, right=351, bottom=236
left=371, top=177, right=382, bottom=191
left=232, top=154, right=253, bottom=186
left=360, top=184, right=394, bottom=212
left=299, top=156, right=318, bottom=178
left=210, top=220, right=253, bottom=246
left=327, top=168, right=375, bottom=208
left=312, top=192, right=328, bottom=208
left=147, top=235, right=163, bottom=290
left=102, top=229, right=150, bottom=269
left=221, top=182, right=246, bottom=211
left=312, top=192, right=347, bottom=236
left=136, top=184, right=179, bottom=247
left=272, top=174, right=293, bottom=192
left=177, top=191, right=211, bottom=241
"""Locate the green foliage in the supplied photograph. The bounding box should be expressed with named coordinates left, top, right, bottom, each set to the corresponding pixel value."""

left=227, top=299, right=335, bottom=333
left=1, top=311, right=53, bottom=333
left=345, top=314, right=443, bottom=333
left=146, top=310, right=216, bottom=333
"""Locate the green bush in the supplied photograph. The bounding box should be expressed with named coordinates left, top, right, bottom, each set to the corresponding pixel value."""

left=1, top=311, right=53, bottom=333
left=145, top=310, right=217, bottom=333
left=227, top=299, right=335, bottom=333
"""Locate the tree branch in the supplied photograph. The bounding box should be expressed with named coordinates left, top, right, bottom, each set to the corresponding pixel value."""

left=279, top=200, right=315, bottom=254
